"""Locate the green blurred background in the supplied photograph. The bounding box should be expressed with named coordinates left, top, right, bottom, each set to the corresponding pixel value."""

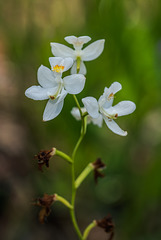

left=0, top=0, right=161, bottom=239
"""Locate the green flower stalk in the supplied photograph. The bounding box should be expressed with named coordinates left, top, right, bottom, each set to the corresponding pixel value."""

left=55, top=194, right=73, bottom=209
left=75, top=163, right=94, bottom=189
left=55, top=149, right=73, bottom=163
left=83, top=220, right=97, bottom=240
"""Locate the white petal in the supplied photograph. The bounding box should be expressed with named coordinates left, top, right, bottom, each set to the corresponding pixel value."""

left=63, top=74, right=85, bottom=94
left=98, top=87, right=110, bottom=107
left=79, top=61, right=87, bottom=75
left=65, top=36, right=91, bottom=45
left=78, top=36, right=91, bottom=44
left=98, top=83, right=122, bottom=109
left=43, top=99, right=64, bottom=121
left=47, top=86, right=61, bottom=98
left=37, top=65, right=57, bottom=88
left=81, top=39, right=105, bottom=61
left=71, top=107, right=81, bottom=120
left=57, top=88, right=68, bottom=103
left=109, top=82, right=122, bottom=94
left=101, top=106, right=117, bottom=117
left=25, top=86, right=49, bottom=100
left=43, top=90, right=67, bottom=121
left=71, top=61, right=77, bottom=74
left=70, top=61, right=87, bottom=75
left=49, top=57, right=73, bottom=72
left=64, top=36, right=78, bottom=44
left=112, top=101, right=136, bottom=116
left=82, top=97, right=99, bottom=118
left=49, top=57, right=64, bottom=67
left=63, top=58, right=73, bottom=72
left=50, top=42, right=75, bottom=58
left=103, top=118, right=127, bottom=136
left=91, top=114, right=103, bottom=127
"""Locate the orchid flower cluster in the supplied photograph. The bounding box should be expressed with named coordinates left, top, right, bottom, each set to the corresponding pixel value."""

left=25, top=35, right=136, bottom=240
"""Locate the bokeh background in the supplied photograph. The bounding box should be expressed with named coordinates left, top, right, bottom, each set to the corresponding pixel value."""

left=0, top=0, right=161, bottom=239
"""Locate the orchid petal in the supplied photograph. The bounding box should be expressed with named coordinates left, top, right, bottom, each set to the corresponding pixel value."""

left=71, top=107, right=81, bottom=121
left=91, top=114, right=103, bottom=127
left=56, top=88, right=68, bottom=103
left=71, top=61, right=87, bottom=75
left=82, top=97, right=99, bottom=118
left=81, top=39, right=105, bottom=61
left=49, top=57, right=73, bottom=72
left=98, top=82, right=122, bottom=109
left=79, top=61, right=87, bottom=75
left=43, top=90, right=67, bottom=121
left=49, top=57, right=64, bottom=67
left=103, top=118, right=127, bottom=136
left=43, top=99, right=64, bottom=121
left=78, top=36, right=91, bottom=44
left=65, top=36, right=91, bottom=45
left=108, top=82, right=122, bottom=94
left=63, top=74, right=85, bottom=94
left=64, top=36, right=78, bottom=44
left=25, top=86, right=49, bottom=100
left=37, top=65, right=56, bottom=88
left=50, top=43, right=75, bottom=58
left=70, top=61, right=77, bottom=74
left=112, top=101, right=136, bottom=117
left=62, top=58, right=73, bottom=72
left=98, top=87, right=110, bottom=107
left=46, top=86, right=61, bottom=98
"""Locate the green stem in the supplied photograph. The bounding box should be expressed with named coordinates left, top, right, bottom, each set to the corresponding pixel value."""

left=73, top=94, right=82, bottom=117
left=82, top=112, right=88, bottom=118
left=72, top=95, right=87, bottom=160
left=70, top=162, right=83, bottom=240
left=55, top=194, right=73, bottom=209
left=72, top=132, right=85, bottom=161
left=83, top=220, right=97, bottom=240
left=69, top=95, right=88, bottom=240
left=75, top=163, right=94, bottom=189
left=55, top=149, right=73, bottom=163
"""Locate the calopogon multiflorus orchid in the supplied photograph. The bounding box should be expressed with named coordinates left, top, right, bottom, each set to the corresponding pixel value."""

left=25, top=57, right=85, bottom=121
left=50, top=36, right=105, bottom=75
left=82, top=82, right=136, bottom=136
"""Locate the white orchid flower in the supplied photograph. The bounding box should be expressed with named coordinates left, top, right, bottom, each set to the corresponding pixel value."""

left=50, top=36, right=105, bottom=75
left=82, top=82, right=136, bottom=136
left=71, top=107, right=103, bottom=127
left=25, top=57, right=86, bottom=121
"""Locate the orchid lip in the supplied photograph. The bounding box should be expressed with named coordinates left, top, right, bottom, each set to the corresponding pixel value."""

left=48, top=83, right=62, bottom=100
left=105, top=113, right=118, bottom=120
left=107, top=93, right=115, bottom=101
left=52, top=65, right=65, bottom=73
left=74, top=50, right=83, bottom=58
left=100, top=107, right=118, bottom=120
left=49, top=96, right=55, bottom=100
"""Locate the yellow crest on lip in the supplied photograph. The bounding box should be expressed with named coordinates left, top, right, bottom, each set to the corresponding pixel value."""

left=52, top=65, right=64, bottom=73
left=108, top=93, right=114, bottom=101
